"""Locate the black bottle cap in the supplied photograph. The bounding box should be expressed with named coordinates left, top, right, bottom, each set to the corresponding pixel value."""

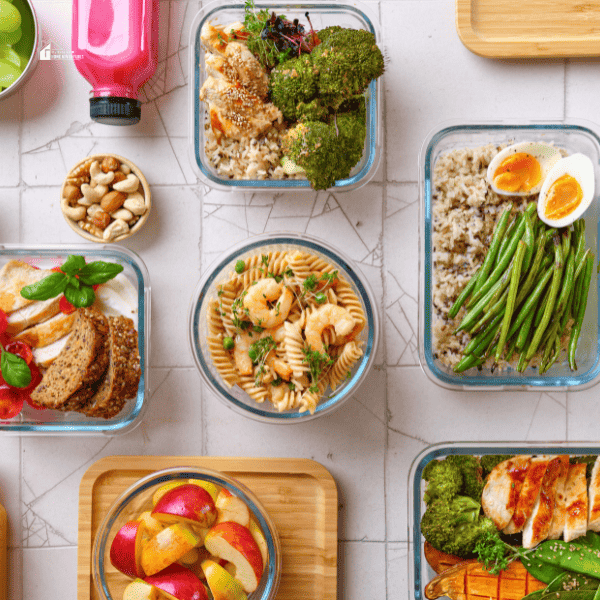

left=89, top=96, right=141, bottom=126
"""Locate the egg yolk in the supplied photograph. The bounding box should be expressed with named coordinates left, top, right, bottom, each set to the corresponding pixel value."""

left=493, top=153, right=542, bottom=193
left=544, top=174, right=583, bottom=220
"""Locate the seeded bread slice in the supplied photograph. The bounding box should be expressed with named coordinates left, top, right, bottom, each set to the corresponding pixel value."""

left=30, top=308, right=110, bottom=410
left=82, top=316, right=140, bottom=419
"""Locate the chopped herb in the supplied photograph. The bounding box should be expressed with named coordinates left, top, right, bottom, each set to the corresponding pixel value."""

left=288, top=382, right=296, bottom=391
left=302, top=347, right=333, bottom=390
left=303, top=274, right=318, bottom=292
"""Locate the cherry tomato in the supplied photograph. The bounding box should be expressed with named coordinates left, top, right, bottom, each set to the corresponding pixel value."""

left=93, top=284, right=100, bottom=291
left=5, top=340, right=33, bottom=365
left=0, top=385, right=23, bottom=419
left=17, top=362, right=41, bottom=395
left=0, top=310, right=7, bottom=335
left=51, top=267, right=63, bottom=273
left=59, top=296, right=76, bottom=314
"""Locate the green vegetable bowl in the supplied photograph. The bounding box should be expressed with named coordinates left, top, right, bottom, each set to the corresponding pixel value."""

left=189, top=0, right=383, bottom=192
left=0, top=0, right=40, bottom=99
left=419, top=121, right=600, bottom=391
left=409, top=442, right=600, bottom=600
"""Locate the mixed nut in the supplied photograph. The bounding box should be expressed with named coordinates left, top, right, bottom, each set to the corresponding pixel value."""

left=61, top=155, right=149, bottom=242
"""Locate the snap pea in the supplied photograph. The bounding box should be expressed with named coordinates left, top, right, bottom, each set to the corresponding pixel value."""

left=526, top=235, right=563, bottom=360
left=543, top=571, right=600, bottom=595
left=569, top=253, right=594, bottom=371
left=522, top=551, right=568, bottom=584
left=473, top=203, right=513, bottom=296
left=531, top=538, right=600, bottom=580
left=495, top=240, right=527, bottom=361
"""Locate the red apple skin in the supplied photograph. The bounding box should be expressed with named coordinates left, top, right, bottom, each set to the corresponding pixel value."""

left=204, top=522, right=263, bottom=592
left=202, top=559, right=248, bottom=600
left=152, top=485, right=217, bottom=528
left=110, top=520, right=146, bottom=578
left=144, top=564, right=209, bottom=600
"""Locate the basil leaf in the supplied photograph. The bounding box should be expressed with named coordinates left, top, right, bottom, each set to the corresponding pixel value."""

left=20, top=272, right=68, bottom=301
left=67, top=275, right=80, bottom=289
left=61, top=254, right=86, bottom=275
left=1, top=351, right=31, bottom=389
left=78, top=261, right=124, bottom=285
left=64, top=283, right=96, bottom=308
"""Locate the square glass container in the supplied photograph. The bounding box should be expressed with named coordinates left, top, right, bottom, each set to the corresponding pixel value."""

left=408, top=441, right=600, bottom=600
left=0, top=244, right=150, bottom=435
left=419, top=122, right=600, bottom=391
left=188, top=0, right=382, bottom=192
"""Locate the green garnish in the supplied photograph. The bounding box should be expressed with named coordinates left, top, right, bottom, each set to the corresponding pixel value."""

left=20, top=255, right=123, bottom=308
left=315, top=291, right=327, bottom=304
left=248, top=335, right=277, bottom=384
left=0, top=343, right=31, bottom=389
left=235, top=260, right=246, bottom=274
left=303, top=274, right=318, bottom=292
left=302, top=348, right=333, bottom=392
left=223, top=337, right=234, bottom=351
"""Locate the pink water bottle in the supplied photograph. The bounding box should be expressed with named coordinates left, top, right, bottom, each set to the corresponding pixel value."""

left=72, top=0, right=159, bottom=125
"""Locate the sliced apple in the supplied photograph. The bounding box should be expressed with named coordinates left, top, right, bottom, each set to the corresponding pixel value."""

left=202, top=559, right=248, bottom=600
left=215, top=489, right=250, bottom=527
left=178, top=548, right=200, bottom=565
left=152, top=484, right=217, bottom=529
left=139, top=510, right=165, bottom=538
left=123, top=578, right=159, bottom=600
left=141, top=523, right=201, bottom=577
left=248, top=520, right=268, bottom=567
left=110, top=520, right=147, bottom=578
left=190, top=479, right=221, bottom=504
left=204, top=522, right=263, bottom=593
left=145, top=564, right=209, bottom=600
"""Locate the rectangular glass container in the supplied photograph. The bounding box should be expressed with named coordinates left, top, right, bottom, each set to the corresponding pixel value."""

left=188, top=0, right=382, bottom=192
left=0, top=244, right=150, bottom=435
left=409, top=441, right=600, bottom=600
left=419, top=122, right=600, bottom=391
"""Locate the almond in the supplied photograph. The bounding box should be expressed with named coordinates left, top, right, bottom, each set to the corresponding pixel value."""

left=91, top=210, right=111, bottom=230
left=101, top=190, right=127, bottom=213
left=101, top=156, right=120, bottom=173
left=64, top=184, right=83, bottom=203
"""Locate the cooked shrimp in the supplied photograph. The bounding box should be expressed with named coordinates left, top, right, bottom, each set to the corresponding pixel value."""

left=305, top=305, right=356, bottom=351
left=243, top=278, right=293, bottom=328
left=233, top=332, right=254, bottom=376
left=266, top=354, right=293, bottom=381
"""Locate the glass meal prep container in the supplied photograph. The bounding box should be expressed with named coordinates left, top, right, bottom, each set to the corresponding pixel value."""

left=0, top=244, right=149, bottom=435
left=408, top=441, right=600, bottom=600
left=419, top=121, right=600, bottom=391
left=188, top=0, right=382, bottom=192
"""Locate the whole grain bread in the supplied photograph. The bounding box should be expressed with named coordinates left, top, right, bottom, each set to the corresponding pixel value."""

left=82, top=315, right=140, bottom=419
left=30, top=307, right=110, bottom=410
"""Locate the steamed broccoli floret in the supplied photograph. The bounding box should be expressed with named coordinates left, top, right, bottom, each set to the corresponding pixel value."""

left=422, top=459, right=463, bottom=504
left=421, top=496, right=497, bottom=557
left=480, top=455, right=514, bottom=478
left=311, top=27, right=384, bottom=108
left=281, top=99, right=367, bottom=190
left=269, top=54, right=320, bottom=120
left=447, top=455, right=485, bottom=501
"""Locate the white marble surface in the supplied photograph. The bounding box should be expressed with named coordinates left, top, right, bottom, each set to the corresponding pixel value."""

left=1, top=0, right=600, bottom=598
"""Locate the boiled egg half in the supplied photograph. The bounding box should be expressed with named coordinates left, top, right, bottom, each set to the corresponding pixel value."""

left=536, top=153, right=595, bottom=228
left=487, top=142, right=562, bottom=196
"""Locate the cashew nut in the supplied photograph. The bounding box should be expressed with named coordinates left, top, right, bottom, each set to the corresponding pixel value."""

left=103, top=218, right=130, bottom=241
left=123, top=191, right=147, bottom=215
left=111, top=208, right=134, bottom=222
left=90, top=161, right=115, bottom=186
left=79, top=183, right=108, bottom=206
left=87, top=203, right=104, bottom=217
left=61, top=197, right=87, bottom=221
left=112, top=173, right=139, bottom=194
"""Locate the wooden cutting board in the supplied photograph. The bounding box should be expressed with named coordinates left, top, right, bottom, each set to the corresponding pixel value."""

left=456, top=0, right=600, bottom=57
left=77, top=456, right=337, bottom=600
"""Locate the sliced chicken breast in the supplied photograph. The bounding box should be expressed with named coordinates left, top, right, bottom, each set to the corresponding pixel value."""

left=6, top=297, right=61, bottom=335
left=522, top=456, right=566, bottom=548
left=200, top=21, right=247, bottom=55
left=0, top=260, right=55, bottom=314
left=547, top=455, right=571, bottom=539
left=563, top=463, right=588, bottom=542
left=588, top=457, right=600, bottom=531
left=504, top=456, right=552, bottom=534
left=12, top=311, right=76, bottom=348
left=32, top=335, right=70, bottom=368
left=482, top=455, right=531, bottom=530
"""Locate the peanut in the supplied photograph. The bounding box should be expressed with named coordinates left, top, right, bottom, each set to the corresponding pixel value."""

left=101, top=156, right=120, bottom=172
left=101, top=190, right=127, bottom=213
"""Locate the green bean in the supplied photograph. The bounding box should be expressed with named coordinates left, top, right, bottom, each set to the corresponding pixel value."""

left=526, top=235, right=564, bottom=359
left=562, top=227, right=572, bottom=262
left=453, top=352, right=485, bottom=373
left=522, top=212, right=535, bottom=273
left=505, top=334, right=519, bottom=362
left=535, top=294, right=550, bottom=328
left=560, top=285, right=575, bottom=334
left=464, top=313, right=503, bottom=356
left=575, top=248, right=591, bottom=283
left=484, top=283, right=509, bottom=315
left=496, top=216, right=517, bottom=266
left=474, top=321, right=503, bottom=357
left=569, top=253, right=594, bottom=371
left=514, top=229, right=554, bottom=308
left=575, top=218, right=587, bottom=265
left=473, top=204, right=513, bottom=296
left=448, top=268, right=480, bottom=319
left=555, top=248, right=575, bottom=317
left=517, top=303, right=537, bottom=349
left=540, top=321, right=560, bottom=374
left=456, top=262, right=514, bottom=333
left=495, top=240, right=527, bottom=361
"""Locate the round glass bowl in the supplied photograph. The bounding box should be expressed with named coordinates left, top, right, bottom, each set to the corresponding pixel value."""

left=189, top=232, right=379, bottom=423
left=93, top=466, right=282, bottom=600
